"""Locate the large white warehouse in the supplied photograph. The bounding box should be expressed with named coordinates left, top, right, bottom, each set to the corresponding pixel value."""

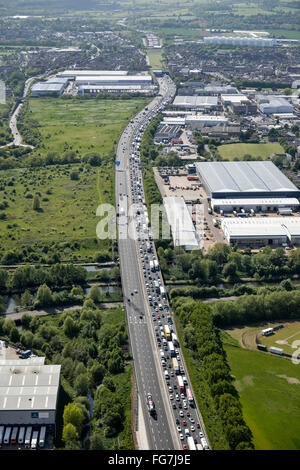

left=204, top=36, right=277, bottom=47
left=163, top=197, right=199, bottom=251
left=256, top=95, right=294, bottom=114
left=75, top=74, right=152, bottom=87
left=196, top=161, right=300, bottom=199
left=221, top=217, right=300, bottom=247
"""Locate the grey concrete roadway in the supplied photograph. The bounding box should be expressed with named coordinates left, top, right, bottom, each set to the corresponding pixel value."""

left=115, top=75, right=210, bottom=451
left=116, top=78, right=179, bottom=449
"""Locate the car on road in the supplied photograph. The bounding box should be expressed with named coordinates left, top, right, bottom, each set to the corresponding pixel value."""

left=196, top=422, right=200, bottom=429
left=176, top=418, right=180, bottom=425
left=191, top=426, right=195, bottom=432
left=190, top=418, right=195, bottom=424
left=169, top=395, right=173, bottom=400
left=177, top=426, right=182, bottom=433
left=183, top=444, right=188, bottom=450
left=181, top=393, right=185, bottom=399
left=186, top=411, right=190, bottom=417
left=179, top=410, right=184, bottom=417
left=179, top=434, right=184, bottom=441
left=182, top=419, right=187, bottom=426
left=172, top=403, right=176, bottom=409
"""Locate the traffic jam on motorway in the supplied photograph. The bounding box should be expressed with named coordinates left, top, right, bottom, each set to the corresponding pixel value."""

left=118, top=75, right=209, bottom=451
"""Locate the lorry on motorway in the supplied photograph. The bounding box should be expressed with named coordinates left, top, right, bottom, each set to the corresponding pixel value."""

left=146, top=242, right=152, bottom=253
left=150, top=260, right=155, bottom=272
left=163, top=325, right=171, bottom=340
left=196, top=443, right=203, bottom=451
left=187, top=436, right=196, bottom=450
left=171, top=332, right=178, bottom=346
left=182, top=376, right=188, bottom=385
left=31, top=430, right=39, bottom=449
left=153, top=259, right=159, bottom=271
left=172, top=358, right=180, bottom=375
left=168, top=341, right=175, bottom=357
left=177, top=375, right=185, bottom=392
left=154, top=280, right=160, bottom=293
left=147, top=393, right=155, bottom=416
left=200, top=437, right=209, bottom=450
left=186, top=387, right=194, bottom=406
left=160, top=286, right=166, bottom=299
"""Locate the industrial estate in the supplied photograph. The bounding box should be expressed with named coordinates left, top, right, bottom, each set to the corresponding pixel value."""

left=0, top=0, right=299, bottom=455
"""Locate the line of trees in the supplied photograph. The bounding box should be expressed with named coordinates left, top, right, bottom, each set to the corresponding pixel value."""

left=0, top=264, right=87, bottom=293
left=178, top=301, right=254, bottom=450
left=211, top=287, right=300, bottom=328
left=157, top=243, right=300, bottom=283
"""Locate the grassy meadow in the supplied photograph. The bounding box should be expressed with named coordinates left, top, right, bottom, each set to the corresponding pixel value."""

left=28, top=97, right=150, bottom=158
left=0, top=97, right=150, bottom=262
left=222, top=331, right=300, bottom=450
left=218, top=142, right=285, bottom=160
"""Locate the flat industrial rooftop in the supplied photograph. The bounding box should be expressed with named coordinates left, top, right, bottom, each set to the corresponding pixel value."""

left=196, top=161, right=300, bottom=198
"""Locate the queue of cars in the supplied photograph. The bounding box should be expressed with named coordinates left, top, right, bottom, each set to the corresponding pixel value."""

left=121, top=75, right=209, bottom=450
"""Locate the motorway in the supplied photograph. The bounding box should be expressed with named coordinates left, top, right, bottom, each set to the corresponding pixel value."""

left=115, top=75, right=210, bottom=451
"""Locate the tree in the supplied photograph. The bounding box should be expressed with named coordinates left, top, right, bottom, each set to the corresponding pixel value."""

left=63, top=403, right=84, bottom=430
left=88, top=285, right=101, bottom=303
left=21, top=291, right=34, bottom=308
left=63, top=316, right=79, bottom=338
left=222, top=262, right=239, bottom=282
left=90, top=363, right=106, bottom=388
left=70, top=171, right=79, bottom=181
left=10, top=326, right=20, bottom=343
left=35, top=284, right=53, bottom=307
left=74, top=373, right=89, bottom=396
left=62, top=422, right=78, bottom=443
left=32, top=194, right=40, bottom=211
left=89, top=431, right=104, bottom=450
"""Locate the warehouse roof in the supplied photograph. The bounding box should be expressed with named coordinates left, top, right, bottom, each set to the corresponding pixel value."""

left=211, top=197, right=300, bottom=207
left=221, top=217, right=300, bottom=240
left=221, top=94, right=249, bottom=104
left=163, top=197, right=199, bottom=250
left=58, top=70, right=128, bottom=77
left=0, top=364, right=61, bottom=411
left=31, top=82, right=64, bottom=92
left=75, top=75, right=152, bottom=83
left=196, top=161, right=299, bottom=195
left=78, top=85, right=150, bottom=91
left=173, top=96, right=218, bottom=108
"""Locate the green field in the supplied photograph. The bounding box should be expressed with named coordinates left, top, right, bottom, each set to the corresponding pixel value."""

left=0, top=96, right=151, bottom=262
left=218, top=142, right=285, bottom=160
left=223, top=332, right=300, bottom=450
left=28, top=97, right=150, bottom=158
left=147, top=51, right=164, bottom=69
left=259, top=322, right=300, bottom=355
